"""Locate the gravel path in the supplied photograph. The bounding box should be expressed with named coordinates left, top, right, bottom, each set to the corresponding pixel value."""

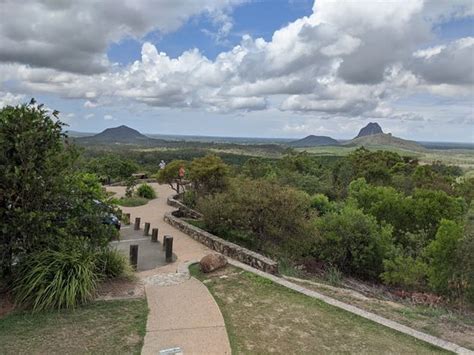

left=107, top=183, right=231, bottom=355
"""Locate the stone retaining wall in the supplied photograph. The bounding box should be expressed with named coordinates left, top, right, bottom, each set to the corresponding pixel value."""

left=164, top=212, right=279, bottom=274
left=167, top=194, right=203, bottom=219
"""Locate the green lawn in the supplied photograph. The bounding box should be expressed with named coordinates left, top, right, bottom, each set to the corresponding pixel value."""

left=287, top=276, right=474, bottom=350
left=0, top=299, right=148, bottom=354
left=113, top=196, right=149, bottom=207
left=191, top=264, right=449, bottom=354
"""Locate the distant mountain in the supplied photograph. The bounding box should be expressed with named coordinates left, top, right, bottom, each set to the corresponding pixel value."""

left=65, top=130, right=94, bottom=138
left=288, top=135, right=340, bottom=147
left=355, top=122, right=383, bottom=138
left=75, top=125, right=164, bottom=145
left=344, top=133, right=425, bottom=152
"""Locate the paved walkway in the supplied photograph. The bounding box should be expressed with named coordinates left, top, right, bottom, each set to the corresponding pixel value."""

left=107, top=183, right=231, bottom=355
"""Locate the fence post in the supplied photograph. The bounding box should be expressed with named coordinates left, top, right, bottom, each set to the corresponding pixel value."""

left=144, top=222, right=150, bottom=236
left=151, top=228, right=158, bottom=242
left=129, top=244, right=138, bottom=270
left=164, top=235, right=173, bottom=262
left=134, top=217, right=141, bottom=230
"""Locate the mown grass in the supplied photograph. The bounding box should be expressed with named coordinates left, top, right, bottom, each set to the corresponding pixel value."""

left=287, top=276, right=474, bottom=350
left=190, top=264, right=449, bottom=354
left=113, top=196, right=149, bottom=207
left=0, top=299, right=148, bottom=354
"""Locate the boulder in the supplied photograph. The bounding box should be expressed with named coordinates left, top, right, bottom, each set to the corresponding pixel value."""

left=200, top=254, right=227, bottom=273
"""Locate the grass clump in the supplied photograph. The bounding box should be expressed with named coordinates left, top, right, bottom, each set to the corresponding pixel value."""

left=13, top=246, right=132, bottom=311
left=96, top=248, right=133, bottom=279
left=14, top=248, right=98, bottom=311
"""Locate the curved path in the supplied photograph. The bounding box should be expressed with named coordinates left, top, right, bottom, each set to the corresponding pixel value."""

left=107, top=183, right=231, bottom=355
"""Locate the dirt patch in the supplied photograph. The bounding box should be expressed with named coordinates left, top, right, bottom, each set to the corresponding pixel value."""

left=96, top=277, right=145, bottom=300
left=0, top=292, right=14, bottom=319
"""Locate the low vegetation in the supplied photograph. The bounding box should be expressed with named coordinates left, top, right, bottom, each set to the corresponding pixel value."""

left=0, top=299, right=148, bottom=354
left=190, top=264, right=448, bottom=354
left=113, top=196, right=149, bottom=207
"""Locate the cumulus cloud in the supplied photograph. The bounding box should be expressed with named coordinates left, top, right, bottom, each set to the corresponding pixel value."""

left=0, top=0, right=472, bottom=121
left=0, top=91, right=25, bottom=107
left=0, top=0, right=245, bottom=74
left=411, top=37, right=474, bottom=85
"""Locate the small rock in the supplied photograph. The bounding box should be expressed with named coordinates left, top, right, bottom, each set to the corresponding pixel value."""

left=200, top=253, right=227, bottom=273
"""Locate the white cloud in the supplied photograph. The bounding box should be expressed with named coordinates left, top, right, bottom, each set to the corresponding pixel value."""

left=0, top=91, right=25, bottom=107
left=0, top=0, right=472, bottom=128
left=0, top=0, right=246, bottom=74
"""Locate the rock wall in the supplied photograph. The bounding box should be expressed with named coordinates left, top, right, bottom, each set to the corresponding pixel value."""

left=164, top=212, right=279, bottom=274
left=167, top=194, right=203, bottom=219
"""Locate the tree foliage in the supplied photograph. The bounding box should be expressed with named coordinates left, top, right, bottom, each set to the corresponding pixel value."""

left=189, top=155, right=229, bottom=195
left=156, top=160, right=188, bottom=193
left=197, top=178, right=314, bottom=256
left=313, top=205, right=394, bottom=279
left=0, top=102, right=117, bottom=277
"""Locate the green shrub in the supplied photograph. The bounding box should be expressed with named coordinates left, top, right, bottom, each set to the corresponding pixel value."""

left=382, top=253, right=428, bottom=289
left=197, top=178, right=314, bottom=256
left=114, top=197, right=148, bottom=207
left=136, top=183, right=156, bottom=199
left=314, top=205, right=394, bottom=279
left=14, top=247, right=98, bottom=311
left=182, top=190, right=197, bottom=208
left=426, top=219, right=464, bottom=298
left=96, top=248, right=132, bottom=279
left=310, top=193, right=332, bottom=215
left=325, top=266, right=343, bottom=285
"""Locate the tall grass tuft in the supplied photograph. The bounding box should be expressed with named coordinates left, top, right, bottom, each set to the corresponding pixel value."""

left=96, top=248, right=133, bottom=279
left=14, top=248, right=98, bottom=311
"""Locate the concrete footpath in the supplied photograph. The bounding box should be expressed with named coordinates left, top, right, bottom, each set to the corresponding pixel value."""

left=107, top=183, right=231, bottom=355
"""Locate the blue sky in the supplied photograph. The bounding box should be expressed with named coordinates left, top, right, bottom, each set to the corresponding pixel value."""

left=108, top=0, right=314, bottom=64
left=0, top=0, right=473, bottom=142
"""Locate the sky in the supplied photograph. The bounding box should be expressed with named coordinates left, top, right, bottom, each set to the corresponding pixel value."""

left=0, top=0, right=473, bottom=142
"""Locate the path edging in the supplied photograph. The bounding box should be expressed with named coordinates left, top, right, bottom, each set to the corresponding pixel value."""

left=226, top=259, right=473, bottom=355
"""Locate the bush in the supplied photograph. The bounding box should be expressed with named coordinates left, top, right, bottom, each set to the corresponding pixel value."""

left=349, top=178, right=466, bottom=244
left=182, top=190, right=197, bottom=208
left=426, top=220, right=465, bottom=298
left=96, top=248, right=132, bottom=279
left=136, top=183, right=156, bottom=199
left=14, top=247, right=98, bottom=311
left=313, top=205, right=394, bottom=279
left=197, top=178, right=314, bottom=256
left=310, top=193, right=332, bottom=215
left=382, top=253, right=427, bottom=289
